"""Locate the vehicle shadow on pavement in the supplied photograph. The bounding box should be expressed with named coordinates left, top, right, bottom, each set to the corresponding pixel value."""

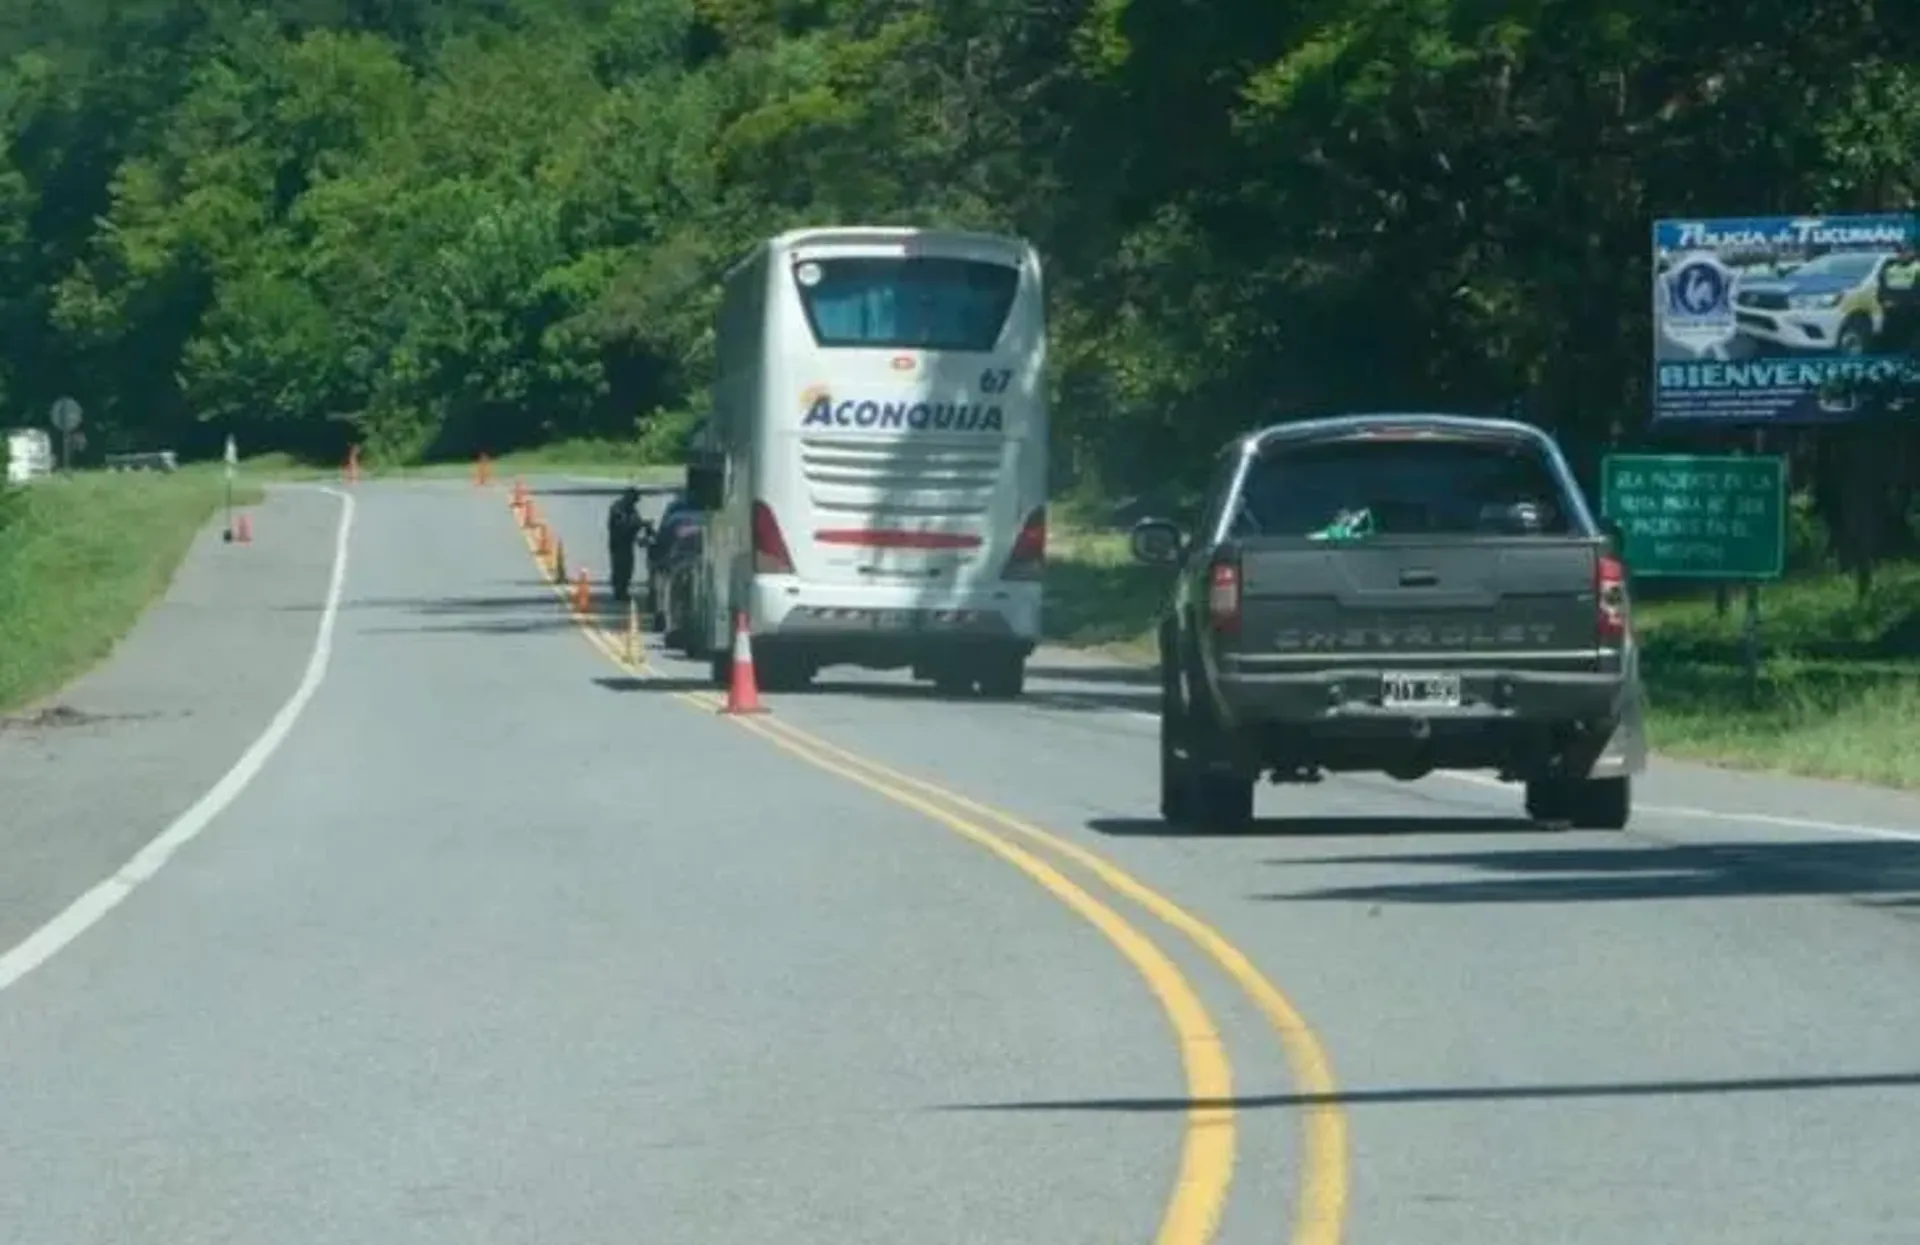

left=592, top=675, right=714, bottom=693
left=340, top=591, right=592, bottom=636
left=527, top=483, right=679, bottom=498
left=1027, top=663, right=1157, bottom=686
left=588, top=674, right=1158, bottom=715
left=934, top=1068, right=1920, bottom=1113
left=1254, top=839, right=1920, bottom=906
left=785, top=680, right=1159, bottom=714
left=1088, top=815, right=1537, bottom=838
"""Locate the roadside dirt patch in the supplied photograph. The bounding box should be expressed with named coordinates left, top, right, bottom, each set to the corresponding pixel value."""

left=0, top=705, right=165, bottom=733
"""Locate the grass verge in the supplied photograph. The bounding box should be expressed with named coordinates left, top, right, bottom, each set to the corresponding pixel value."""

left=0, top=469, right=264, bottom=713
left=238, top=440, right=681, bottom=483
left=1045, top=526, right=1920, bottom=791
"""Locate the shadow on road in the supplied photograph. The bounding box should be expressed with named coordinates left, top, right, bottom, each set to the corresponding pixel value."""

left=1027, top=663, right=1157, bottom=687
left=606, top=667, right=1161, bottom=715
left=528, top=482, right=679, bottom=499
left=1257, top=838, right=1920, bottom=906
left=1088, top=815, right=1537, bottom=839
left=936, top=1069, right=1920, bottom=1113
left=593, top=674, right=713, bottom=694
left=776, top=679, right=1158, bottom=714
left=316, top=588, right=586, bottom=636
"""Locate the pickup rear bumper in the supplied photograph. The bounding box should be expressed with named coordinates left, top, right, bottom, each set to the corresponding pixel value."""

left=1210, top=664, right=1646, bottom=779
left=1216, top=666, right=1628, bottom=723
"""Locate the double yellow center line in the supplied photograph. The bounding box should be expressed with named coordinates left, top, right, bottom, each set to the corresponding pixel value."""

left=514, top=503, right=1348, bottom=1245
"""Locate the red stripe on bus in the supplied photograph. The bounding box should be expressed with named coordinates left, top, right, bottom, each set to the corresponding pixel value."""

left=815, top=529, right=981, bottom=549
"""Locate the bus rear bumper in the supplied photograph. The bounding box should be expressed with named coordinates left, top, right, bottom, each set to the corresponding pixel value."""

left=747, top=579, right=1039, bottom=666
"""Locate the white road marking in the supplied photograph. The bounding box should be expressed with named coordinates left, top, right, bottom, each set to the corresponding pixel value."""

left=1437, top=769, right=1920, bottom=842
left=0, top=485, right=355, bottom=994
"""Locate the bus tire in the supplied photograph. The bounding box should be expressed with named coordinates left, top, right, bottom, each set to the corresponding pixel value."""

left=976, top=652, right=1025, bottom=700
left=932, top=668, right=972, bottom=697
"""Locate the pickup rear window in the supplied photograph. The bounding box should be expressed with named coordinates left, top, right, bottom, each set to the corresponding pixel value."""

left=1231, top=435, right=1577, bottom=538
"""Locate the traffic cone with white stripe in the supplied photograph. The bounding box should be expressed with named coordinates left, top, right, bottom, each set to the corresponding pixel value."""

left=722, top=611, right=767, bottom=715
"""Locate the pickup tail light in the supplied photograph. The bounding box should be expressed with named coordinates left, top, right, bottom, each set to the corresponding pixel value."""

left=1002, top=506, right=1046, bottom=581
left=1208, top=557, right=1242, bottom=634
left=1596, top=551, right=1628, bottom=642
left=752, top=501, right=794, bottom=574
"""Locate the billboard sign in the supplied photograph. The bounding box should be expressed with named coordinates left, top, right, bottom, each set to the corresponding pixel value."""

left=1652, top=213, right=1920, bottom=424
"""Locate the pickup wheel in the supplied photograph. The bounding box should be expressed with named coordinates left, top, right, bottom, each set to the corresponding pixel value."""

left=1567, top=776, right=1631, bottom=830
left=1526, top=776, right=1630, bottom=830
left=1523, top=780, right=1568, bottom=823
left=1159, top=643, right=1256, bottom=831
left=1159, top=657, right=1197, bottom=823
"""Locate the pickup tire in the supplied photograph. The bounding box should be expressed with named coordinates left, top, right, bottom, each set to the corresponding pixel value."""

left=1158, top=641, right=1255, bottom=830
left=1525, top=776, right=1630, bottom=830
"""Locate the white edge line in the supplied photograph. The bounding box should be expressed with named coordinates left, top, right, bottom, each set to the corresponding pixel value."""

left=0, top=484, right=356, bottom=994
left=1435, top=769, right=1920, bottom=842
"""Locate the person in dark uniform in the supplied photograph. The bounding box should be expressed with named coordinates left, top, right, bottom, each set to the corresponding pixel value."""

left=606, top=486, right=650, bottom=603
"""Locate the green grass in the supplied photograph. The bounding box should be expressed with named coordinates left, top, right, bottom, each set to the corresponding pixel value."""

left=0, top=469, right=265, bottom=713
left=237, top=437, right=682, bottom=483
left=1045, top=526, right=1920, bottom=790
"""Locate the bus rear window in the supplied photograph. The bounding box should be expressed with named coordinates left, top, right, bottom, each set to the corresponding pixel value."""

left=792, top=256, right=1019, bottom=352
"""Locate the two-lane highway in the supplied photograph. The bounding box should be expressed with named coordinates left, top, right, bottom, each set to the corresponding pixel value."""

left=5, top=472, right=1919, bottom=1244
left=0, top=478, right=1314, bottom=1245
left=529, top=476, right=1920, bottom=1245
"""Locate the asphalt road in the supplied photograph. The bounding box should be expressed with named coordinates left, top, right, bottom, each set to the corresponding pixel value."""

left=3, top=472, right=1918, bottom=1244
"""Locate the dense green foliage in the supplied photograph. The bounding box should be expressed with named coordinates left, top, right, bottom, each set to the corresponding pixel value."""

left=4, top=0, right=1920, bottom=546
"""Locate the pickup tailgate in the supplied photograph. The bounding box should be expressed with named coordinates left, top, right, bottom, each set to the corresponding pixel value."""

left=1232, top=537, right=1604, bottom=668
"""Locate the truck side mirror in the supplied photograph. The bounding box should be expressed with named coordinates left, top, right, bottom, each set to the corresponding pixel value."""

left=1129, top=518, right=1186, bottom=566
left=685, top=460, right=723, bottom=511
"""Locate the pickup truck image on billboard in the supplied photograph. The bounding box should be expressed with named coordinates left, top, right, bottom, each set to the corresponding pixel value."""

left=1652, top=213, right=1920, bottom=424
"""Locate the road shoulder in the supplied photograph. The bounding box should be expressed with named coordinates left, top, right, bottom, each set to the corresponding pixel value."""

left=0, top=484, right=344, bottom=951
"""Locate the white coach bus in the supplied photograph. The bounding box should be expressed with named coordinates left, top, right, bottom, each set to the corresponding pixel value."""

left=683, top=226, right=1049, bottom=698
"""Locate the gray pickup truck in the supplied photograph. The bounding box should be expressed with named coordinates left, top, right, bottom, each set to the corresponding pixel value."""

left=1130, top=413, right=1646, bottom=831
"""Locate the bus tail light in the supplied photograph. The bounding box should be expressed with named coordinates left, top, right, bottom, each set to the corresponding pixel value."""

left=1003, top=507, right=1046, bottom=581
left=752, top=501, right=794, bottom=574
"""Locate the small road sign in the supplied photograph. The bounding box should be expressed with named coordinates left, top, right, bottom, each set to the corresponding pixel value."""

left=1600, top=453, right=1786, bottom=580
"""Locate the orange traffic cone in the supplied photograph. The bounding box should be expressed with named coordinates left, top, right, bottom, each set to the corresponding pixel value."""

left=235, top=513, right=252, bottom=544
left=475, top=453, right=492, bottom=486
left=536, top=523, right=551, bottom=558
left=521, top=499, right=537, bottom=530
left=572, top=568, right=591, bottom=612
left=722, top=611, right=768, bottom=715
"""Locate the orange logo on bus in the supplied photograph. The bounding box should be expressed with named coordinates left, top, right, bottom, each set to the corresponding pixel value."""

left=891, top=354, right=917, bottom=372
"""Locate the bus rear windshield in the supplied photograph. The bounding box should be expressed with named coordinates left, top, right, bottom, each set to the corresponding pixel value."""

left=793, top=256, right=1019, bottom=352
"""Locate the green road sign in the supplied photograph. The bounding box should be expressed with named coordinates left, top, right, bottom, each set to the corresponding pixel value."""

left=1600, top=453, right=1786, bottom=579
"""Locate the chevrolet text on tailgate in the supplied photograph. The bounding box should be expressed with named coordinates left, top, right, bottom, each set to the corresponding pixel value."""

left=1130, top=414, right=1647, bottom=832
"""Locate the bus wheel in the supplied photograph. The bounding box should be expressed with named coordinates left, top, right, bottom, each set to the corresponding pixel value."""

left=976, top=652, right=1025, bottom=700
left=932, top=669, right=972, bottom=697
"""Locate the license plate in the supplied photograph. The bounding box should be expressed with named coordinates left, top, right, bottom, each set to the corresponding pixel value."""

left=1380, top=671, right=1462, bottom=709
